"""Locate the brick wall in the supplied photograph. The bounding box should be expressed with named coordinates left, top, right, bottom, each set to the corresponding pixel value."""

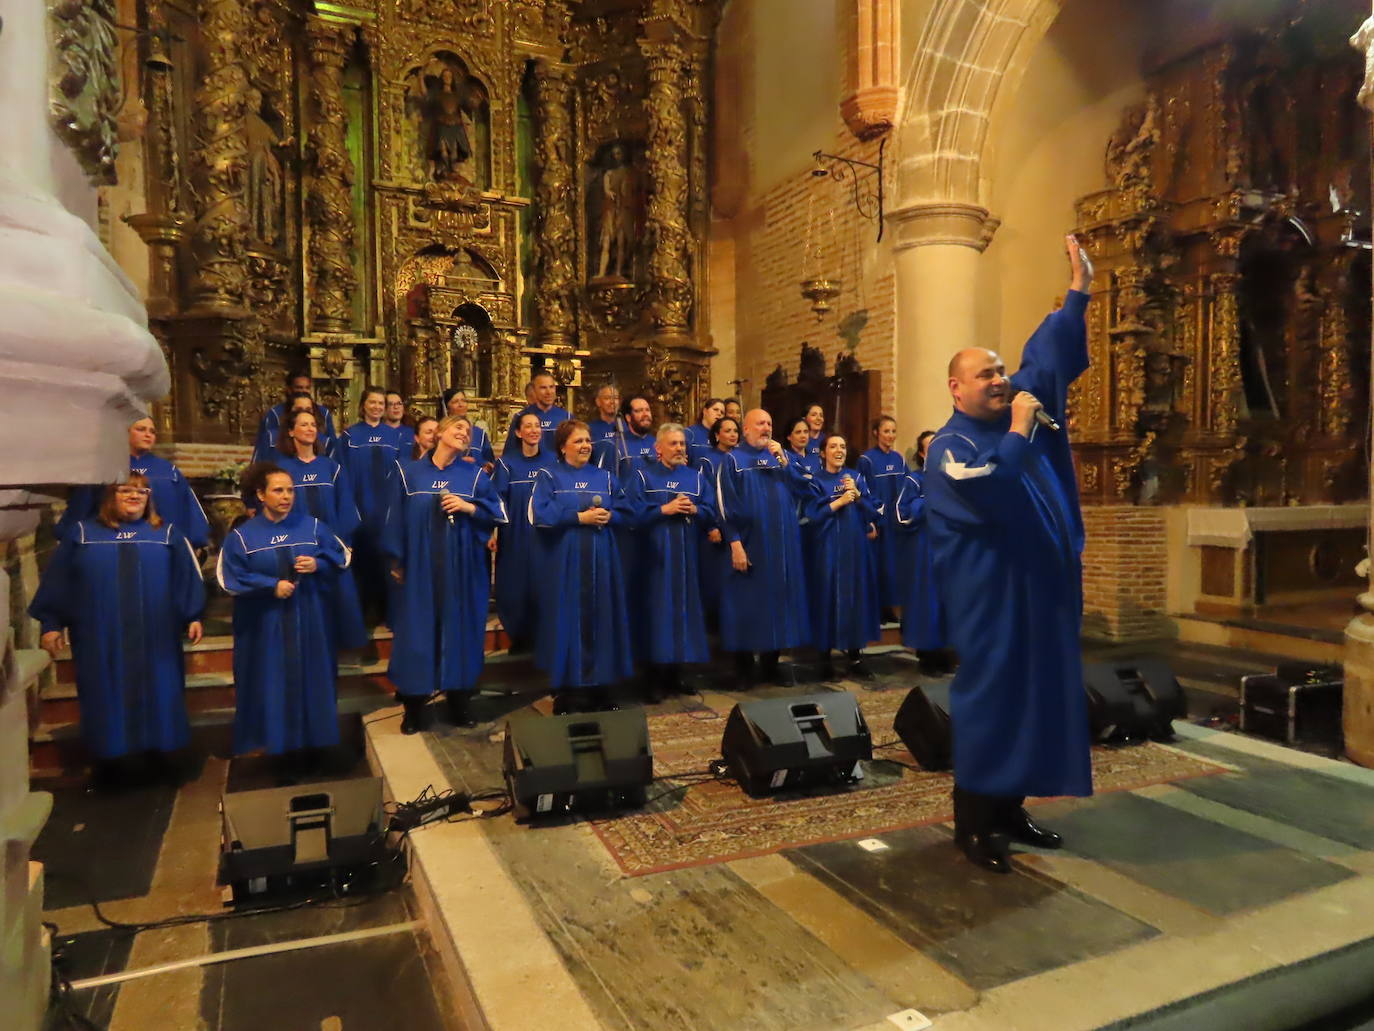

left=1080, top=505, right=1172, bottom=641
left=157, top=442, right=254, bottom=481
left=726, top=129, right=897, bottom=421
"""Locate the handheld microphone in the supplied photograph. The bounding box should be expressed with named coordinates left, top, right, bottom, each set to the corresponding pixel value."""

left=440, top=489, right=455, bottom=525
left=590, top=494, right=604, bottom=531
left=1012, top=389, right=1060, bottom=431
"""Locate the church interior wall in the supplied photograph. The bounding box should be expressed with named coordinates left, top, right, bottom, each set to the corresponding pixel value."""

left=711, top=0, right=898, bottom=423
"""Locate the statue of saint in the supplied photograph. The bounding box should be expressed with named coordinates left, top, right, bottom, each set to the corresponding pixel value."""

left=427, top=67, right=473, bottom=182
left=244, top=87, right=291, bottom=246
left=594, top=144, right=635, bottom=280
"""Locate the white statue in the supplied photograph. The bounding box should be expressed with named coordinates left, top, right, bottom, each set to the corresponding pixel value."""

left=1352, top=15, right=1374, bottom=113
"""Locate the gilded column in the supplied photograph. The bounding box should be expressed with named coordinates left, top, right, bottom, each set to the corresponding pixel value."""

left=641, top=40, right=693, bottom=334
left=304, top=18, right=356, bottom=335
left=187, top=0, right=250, bottom=310
left=531, top=60, right=575, bottom=349
left=1207, top=271, right=1242, bottom=439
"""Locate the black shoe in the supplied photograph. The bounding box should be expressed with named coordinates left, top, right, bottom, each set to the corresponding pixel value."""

left=733, top=652, right=757, bottom=690
left=817, top=657, right=836, bottom=681
left=400, top=695, right=430, bottom=735
left=445, top=691, right=477, bottom=728
left=999, top=798, right=1063, bottom=849
left=953, top=785, right=1013, bottom=874
left=846, top=650, right=874, bottom=680
left=759, top=651, right=784, bottom=685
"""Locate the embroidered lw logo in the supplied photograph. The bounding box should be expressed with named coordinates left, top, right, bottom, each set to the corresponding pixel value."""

left=302, top=474, right=318, bottom=483
left=575, top=481, right=589, bottom=489
left=131, top=467, right=147, bottom=475
left=369, top=436, right=382, bottom=444
left=117, top=531, right=136, bottom=540
left=271, top=534, right=288, bottom=545
left=667, top=481, right=680, bottom=489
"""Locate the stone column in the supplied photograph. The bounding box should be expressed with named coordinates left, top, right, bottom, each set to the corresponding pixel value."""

left=186, top=0, right=250, bottom=311
left=2, top=2, right=169, bottom=1026
left=641, top=40, right=693, bottom=335
left=887, top=201, right=999, bottom=431
left=1344, top=11, right=1374, bottom=768
left=304, top=18, right=357, bottom=335
left=841, top=0, right=899, bottom=141
left=531, top=60, right=575, bottom=350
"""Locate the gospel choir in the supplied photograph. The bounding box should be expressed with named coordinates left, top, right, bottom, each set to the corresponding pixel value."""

left=34, top=375, right=947, bottom=764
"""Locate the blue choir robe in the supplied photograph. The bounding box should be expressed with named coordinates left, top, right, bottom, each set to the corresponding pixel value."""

left=694, top=450, right=733, bottom=620
left=29, top=519, right=204, bottom=758
left=380, top=456, right=508, bottom=697
left=216, top=511, right=350, bottom=754
left=338, top=421, right=402, bottom=620
left=254, top=402, right=338, bottom=462
left=530, top=462, right=635, bottom=689
left=786, top=447, right=820, bottom=478
left=588, top=418, right=618, bottom=446
left=895, top=470, right=946, bottom=651
left=275, top=453, right=368, bottom=650
left=714, top=442, right=812, bottom=652
left=857, top=447, right=908, bottom=608
left=924, top=289, right=1093, bottom=799
left=59, top=452, right=211, bottom=549
left=591, top=426, right=656, bottom=482
left=390, top=423, right=416, bottom=456
left=807, top=432, right=825, bottom=464
left=803, top=469, right=881, bottom=653
left=684, top=423, right=714, bottom=466
left=625, top=461, right=715, bottom=665
left=467, top=423, right=496, bottom=466
left=502, top=403, right=570, bottom=455
left=492, top=448, right=557, bottom=645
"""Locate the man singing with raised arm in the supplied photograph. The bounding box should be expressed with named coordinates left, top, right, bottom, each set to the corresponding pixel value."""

left=924, top=234, right=1095, bottom=875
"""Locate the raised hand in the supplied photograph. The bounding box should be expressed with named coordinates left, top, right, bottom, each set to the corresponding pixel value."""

left=1067, top=233, right=1094, bottom=293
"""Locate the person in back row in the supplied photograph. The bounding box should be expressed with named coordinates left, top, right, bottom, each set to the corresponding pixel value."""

left=58, top=416, right=211, bottom=549
left=502, top=372, right=569, bottom=455
left=255, top=368, right=337, bottom=461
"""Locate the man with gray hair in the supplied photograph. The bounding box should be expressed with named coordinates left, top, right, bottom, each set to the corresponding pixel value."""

left=624, top=423, right=715, bottom=700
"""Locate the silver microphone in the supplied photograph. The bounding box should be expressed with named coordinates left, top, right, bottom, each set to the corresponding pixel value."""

left=1035, top=410, right=1061, bottom=432
left=440, top=489, right=454, bottom=525
left=590, top=494, right=603, bottom=531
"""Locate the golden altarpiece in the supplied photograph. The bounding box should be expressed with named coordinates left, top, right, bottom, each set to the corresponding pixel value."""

left=1070, top=3, right=1372, bottom=612
left=121, top=0, right=719, bottom=452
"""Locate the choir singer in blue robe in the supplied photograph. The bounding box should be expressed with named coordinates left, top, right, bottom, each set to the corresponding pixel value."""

left=625, top=424, right=715, bottom=700
left=694, top=414, right=740, bottom=629
left=492, top=412, right=556, bottom=653
left=531, top=420, right=634, bottom=713
left=383, top=416, right=508, bottom=732
left=895, top=432, right=951, bottom=674
left=275, top=408, right=369, bottom=651
left=501, top=372, right=569, bottom=455
left=858, top=415, right=908, bottom=622
left=442, top=390, right=496, bottom=467
left=804, top=436, right=881, bottom=680
left=924, top=235, right=1095, bottom=874
left=592, top=393, right=657, bottom=481
left=59, top=416, right=211, bottom=549
left=218, top=464, right=350, bottom=769
left=339, top=387, right=402, bottom=626
left=684, top=398, right=725, bottom=466
left=32, top=475, right=205, bottom=784
left=587, top=384, right=621, bottom=445
left=715, top=409, right=812, bottom=687
left=783, top=417, right=820, bottom=476
left=255, top=369, right=338, bottom=461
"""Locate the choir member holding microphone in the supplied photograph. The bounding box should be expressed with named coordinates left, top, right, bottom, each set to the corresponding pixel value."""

left=530, top=420, right=634, bottom=713
left=382, top=416, right=508, bottom=733
left=32, top=474, right=205, bottom=786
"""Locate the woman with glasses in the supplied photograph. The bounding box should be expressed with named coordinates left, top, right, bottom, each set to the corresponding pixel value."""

left=32, top=475, right=205, bottom=785
left=58, top=416, right=211, bottom=549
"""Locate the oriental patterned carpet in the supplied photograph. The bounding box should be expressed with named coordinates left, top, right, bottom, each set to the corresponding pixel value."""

left=587, top=688, right=1232, bottom=877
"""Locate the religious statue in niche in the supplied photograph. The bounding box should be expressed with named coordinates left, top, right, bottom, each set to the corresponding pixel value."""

left=587, top=141, right=643, bottom=282
left=451, top=320, right=479, bottom=391
left=245, top=86, right=293, bottom=247
left=407, top=56, right=490, bottom=186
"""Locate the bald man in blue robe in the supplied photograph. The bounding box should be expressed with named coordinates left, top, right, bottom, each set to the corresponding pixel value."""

left=924, top=235, right=1094, bottom=874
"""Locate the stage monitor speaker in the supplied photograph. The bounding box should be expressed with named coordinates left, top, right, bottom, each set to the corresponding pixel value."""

left=219, top=778, right=388, bottom=898
left=503, top=708, right=653, bottom=821
left=720, top=692, right=872, bottom=796
left=892, top=681, right=953, bottom=772
left=1083, top=658, right=1186, bottom=742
